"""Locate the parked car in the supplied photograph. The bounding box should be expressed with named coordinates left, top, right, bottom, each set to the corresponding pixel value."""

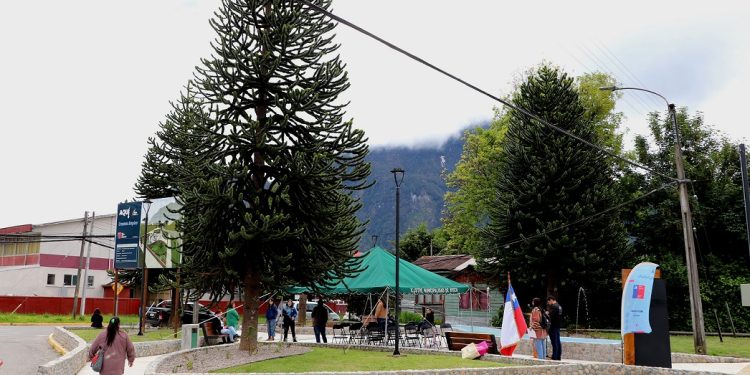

left=145, top=300, right=217, bottom=327
left=293, top=300, right=340, bottom=322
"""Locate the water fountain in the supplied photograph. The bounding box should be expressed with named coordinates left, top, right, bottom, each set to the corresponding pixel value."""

left=575, top=287, right=590, bottom=335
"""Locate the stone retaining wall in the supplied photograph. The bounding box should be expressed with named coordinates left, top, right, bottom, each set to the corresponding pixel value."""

left=37, top=327, right=181, bottom=375
left=147, top=341, right=725, bottom=375
left=671, top=353, right=748, bottom=364
left=37, top=327, right=88, bottom=375
left=513, top=337, right=622, bottom=363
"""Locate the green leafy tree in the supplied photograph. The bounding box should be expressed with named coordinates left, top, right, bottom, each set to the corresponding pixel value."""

left=398, top=223, right=445, bottom=261
left=137, top=0, right=370, bottom=351
left=620, top=108, right=750, bottom=331
left=480, top=65, right=629, bottom=324
left=442, top=109, right=508, bottom=257
left=443, top=71, right=624, bottom=259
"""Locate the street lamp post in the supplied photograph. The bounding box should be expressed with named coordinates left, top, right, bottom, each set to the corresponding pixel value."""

left=601, top=86, right=707, bottom=354
left=138, top=199, right=153, bottom=336
left=391, top=168, right=405, bottom=356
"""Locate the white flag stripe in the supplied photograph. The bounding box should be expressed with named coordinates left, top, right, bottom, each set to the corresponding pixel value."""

left=500, top=297, right=520, bottom=348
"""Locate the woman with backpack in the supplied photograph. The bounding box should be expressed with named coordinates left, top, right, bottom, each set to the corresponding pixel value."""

left=529, top=297, right=548, bottom=360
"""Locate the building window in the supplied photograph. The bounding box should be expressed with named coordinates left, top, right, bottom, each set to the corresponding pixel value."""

left=0, top=233, right=41, bottom=267
left=87, top=275, right=94, bottom=287
left=416, top=294, right=443, bottom=305
left=63, top=274, right=78, bottom=286
left=47, top=274, right=55, bottom=285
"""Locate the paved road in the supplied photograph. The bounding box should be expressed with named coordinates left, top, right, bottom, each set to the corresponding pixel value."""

left=0, top=326, right=59, bottom=374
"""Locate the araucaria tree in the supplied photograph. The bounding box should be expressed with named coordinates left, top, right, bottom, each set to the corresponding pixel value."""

left=481, top=66, right=628, bottom=318
left=138, top=0, right=370, bottom=352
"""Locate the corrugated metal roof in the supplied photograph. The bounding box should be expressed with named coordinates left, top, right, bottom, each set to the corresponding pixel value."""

left=413, top=255, right=474, bottom=272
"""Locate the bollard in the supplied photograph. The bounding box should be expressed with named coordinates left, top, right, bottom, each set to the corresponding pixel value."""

left=181, top=324, right=200, bottom=350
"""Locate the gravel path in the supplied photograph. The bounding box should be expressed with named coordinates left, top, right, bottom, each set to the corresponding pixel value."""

left=156, top=342, right=311, bottom=373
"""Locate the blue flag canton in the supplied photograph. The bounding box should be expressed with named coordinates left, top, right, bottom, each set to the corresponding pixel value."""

left=506, top=284, right=521, bottom=310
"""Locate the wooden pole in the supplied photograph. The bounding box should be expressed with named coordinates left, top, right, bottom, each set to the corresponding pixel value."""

left=113, top=269, right=119, bottom=315
left=72, top=211, right=89, bottom=318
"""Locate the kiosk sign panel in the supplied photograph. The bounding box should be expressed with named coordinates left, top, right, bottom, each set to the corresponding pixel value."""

left=114, top=202, right=142, bottom=269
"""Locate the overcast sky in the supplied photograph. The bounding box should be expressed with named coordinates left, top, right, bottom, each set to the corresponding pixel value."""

left=1, top=1, right=749, bottom=228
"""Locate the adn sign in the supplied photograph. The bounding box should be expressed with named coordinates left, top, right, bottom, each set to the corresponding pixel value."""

left=114, top=201, right=142, bottom=269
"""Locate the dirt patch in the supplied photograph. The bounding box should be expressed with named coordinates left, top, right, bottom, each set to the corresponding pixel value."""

left=156, top=343, right=311, bottom=373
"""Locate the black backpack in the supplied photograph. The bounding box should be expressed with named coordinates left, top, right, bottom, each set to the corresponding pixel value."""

left=539, top=310, right=550, bottom=330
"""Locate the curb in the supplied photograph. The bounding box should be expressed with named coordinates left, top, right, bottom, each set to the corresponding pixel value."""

left=48, top=333, right=67, bottom=355
left=0, top=322, right=90, bottom=326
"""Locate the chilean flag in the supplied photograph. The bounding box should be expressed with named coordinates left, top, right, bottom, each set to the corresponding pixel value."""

left=499, top=282, right=528, bottom=356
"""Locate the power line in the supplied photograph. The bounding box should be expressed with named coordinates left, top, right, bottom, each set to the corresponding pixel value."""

left=494, top=181, right=677, bottom=249
left=299, top=0, right=679, bottom=183
left=0, top=233, right=114, bottom=239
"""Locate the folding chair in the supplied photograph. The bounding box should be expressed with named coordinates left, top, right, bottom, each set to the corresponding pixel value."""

left=332, top=323, right=348, bottom=344
left=439, top=323, right=452, bottom=348
left=403, top=322, right=421, bottom=347
left=366, top=323, right=385, bottom=346
left=348, top=322, right=364, bottom=344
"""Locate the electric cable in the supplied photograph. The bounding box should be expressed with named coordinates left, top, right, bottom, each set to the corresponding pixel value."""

left=494, top=181, right=677, bottom=249
left=299, top=0, right=679, bottom=183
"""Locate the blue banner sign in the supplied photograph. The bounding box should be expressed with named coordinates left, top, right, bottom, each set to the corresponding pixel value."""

left=621, top=262, right=659, bottom=335
left=114, top=202, right=142, bottom=269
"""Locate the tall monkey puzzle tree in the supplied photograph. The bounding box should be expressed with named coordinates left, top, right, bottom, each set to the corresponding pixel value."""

left=138, top=0, right=370, bottom=351
left=480, top=66, right=627, bottom=314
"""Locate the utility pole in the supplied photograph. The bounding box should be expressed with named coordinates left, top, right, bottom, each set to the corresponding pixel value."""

left=669, top=103, right=707, bottom=354
left=738, top=144, right=750, bottom=260
left=72, top=211, right=89, bottom=319
left=600, top=86, right=707, bottom=354
left=80, top=212, right=96, bottom=316
left=114, top=269, right=119, bottom=316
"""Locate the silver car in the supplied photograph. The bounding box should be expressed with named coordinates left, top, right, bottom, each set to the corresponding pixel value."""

left=292, top=301, right=340, bottom=322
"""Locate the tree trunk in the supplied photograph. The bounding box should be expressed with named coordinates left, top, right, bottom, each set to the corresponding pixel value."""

left=298, top=294, right=307, bottom=327
left=240, top=273, right=260, bottom=352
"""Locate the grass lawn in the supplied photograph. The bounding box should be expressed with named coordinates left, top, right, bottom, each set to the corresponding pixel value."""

left=214, top=347, right=512, bottom=373
left=587, top=332, right=750, bottom=358
left=70, top=327, right=181, bottom=343
left=0, top=313, right=139, bottom=325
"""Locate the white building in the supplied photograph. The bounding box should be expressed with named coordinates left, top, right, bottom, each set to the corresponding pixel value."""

left=0, top=214, right=116, bottom=297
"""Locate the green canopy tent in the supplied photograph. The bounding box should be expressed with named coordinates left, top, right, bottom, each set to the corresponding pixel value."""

left=290, top=246, right=469, bottom=295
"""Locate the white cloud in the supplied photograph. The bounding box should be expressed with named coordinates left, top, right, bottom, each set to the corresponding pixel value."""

left=1, top=0, right=749, bottom=226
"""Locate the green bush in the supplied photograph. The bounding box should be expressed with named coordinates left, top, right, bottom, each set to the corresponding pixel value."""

left=400, top=311, right=424, bottom=323
left=490, top=307, right=503, bottom=327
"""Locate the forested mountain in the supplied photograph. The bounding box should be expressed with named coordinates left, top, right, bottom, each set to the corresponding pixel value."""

left=355, top=128, right=478, bottom=250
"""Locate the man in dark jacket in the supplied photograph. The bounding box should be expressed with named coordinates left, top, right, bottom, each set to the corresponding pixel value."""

left=547, top=296, right=563, bottom=360
left=311, top=300, right=329, bottom=343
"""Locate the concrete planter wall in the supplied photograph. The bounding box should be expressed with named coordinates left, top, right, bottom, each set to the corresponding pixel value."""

left=37, top=327, right=181, bottom=375
left=146, top=341, right=724, bottom=375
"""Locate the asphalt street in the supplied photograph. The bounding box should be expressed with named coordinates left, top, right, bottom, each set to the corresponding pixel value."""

left=0, top=326, right=59, bottom=374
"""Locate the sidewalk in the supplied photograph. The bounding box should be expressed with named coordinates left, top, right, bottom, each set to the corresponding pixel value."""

left=74, top=333, right=319, bottom=375
left=72, top=332, right=750, bottom=375
left=76, top=354, right=166, bottom=375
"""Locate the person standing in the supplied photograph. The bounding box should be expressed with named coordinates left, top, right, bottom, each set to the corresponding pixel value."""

left=265, top=299, right=279, bottom=341
left=374, top=297, right=387, bottom=325
left=529, top=298, right=548, bottom=360
left=547, top=296, right=563, bottom=360
left=311, top=300, right=329, bottom=343
left=90, top=308, right=104, bottom=328
left=88, top=317, right=136, bottom=375
left=226, top=301, right=240, bottom=332
left=424, top=308, right=435, bottom=325
left=282, top=299, right=298, bottom=342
